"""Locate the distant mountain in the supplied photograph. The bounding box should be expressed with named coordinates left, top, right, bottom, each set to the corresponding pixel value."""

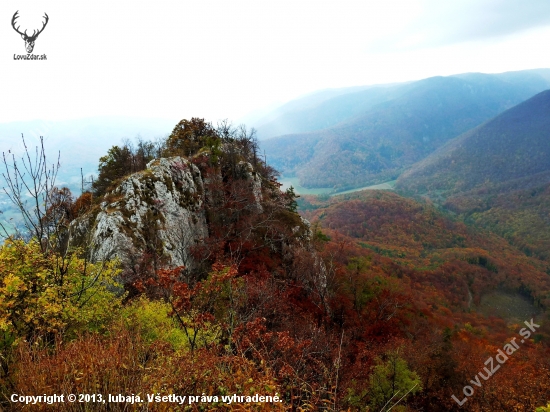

left=396, top=89, right=550, bottom=263
left=253, top=83, right=410, bottom=139
left=261, top=69, right=550, bottom=190
left=396, top=89, right=550, bottom=196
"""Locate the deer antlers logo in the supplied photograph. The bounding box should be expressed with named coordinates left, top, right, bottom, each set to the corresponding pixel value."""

left=12, top=11, right=49, bottom=54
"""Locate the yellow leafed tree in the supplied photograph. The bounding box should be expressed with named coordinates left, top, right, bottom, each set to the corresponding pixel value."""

left=0, top=238, right=123, bottom=346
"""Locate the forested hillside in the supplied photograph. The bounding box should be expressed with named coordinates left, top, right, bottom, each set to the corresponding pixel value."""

left=300, top=190, right=550, bottom=308
left=397, top=89, right=550, bottom=264
left=444, top=182, right=550, bottom=262
left=1, top=118, right=549, bottom=411
left=298, top=190, right=550, bottom=410
left=397, top=89, right=550, bottom=197
left=261, top=69, right=550, bottom=190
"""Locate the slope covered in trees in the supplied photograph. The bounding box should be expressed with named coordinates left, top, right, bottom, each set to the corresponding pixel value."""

left=300, top=190, right=550, bottom=309
left=255, top=69, right=550, bottom=140
left=396, top=89, right=550, bottom=264
left=444, top=182, right=550, bottom=262
left=297, top=190, right=550, bottom=410
left=397, top=89, right=550, bottom=197
left=1, top=119, right=550, bottom=411
left=261, top=70, right=550, bottom=190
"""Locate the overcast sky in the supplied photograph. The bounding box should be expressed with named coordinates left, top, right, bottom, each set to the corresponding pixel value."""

left=2, top=0, right=550, bottom=125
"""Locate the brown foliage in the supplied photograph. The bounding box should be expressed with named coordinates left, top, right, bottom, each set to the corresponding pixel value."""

left=11, top=329, right=285, bottom=411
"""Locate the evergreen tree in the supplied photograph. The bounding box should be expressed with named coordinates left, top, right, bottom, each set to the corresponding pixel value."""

left=285, top=185, right=299, bottom=213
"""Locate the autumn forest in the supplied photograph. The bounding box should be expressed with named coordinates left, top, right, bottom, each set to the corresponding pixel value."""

left=1, top=98, right=550, bottom=412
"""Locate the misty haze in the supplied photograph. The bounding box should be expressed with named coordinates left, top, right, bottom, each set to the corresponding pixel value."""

left=1, top=1, right=550, bottom=411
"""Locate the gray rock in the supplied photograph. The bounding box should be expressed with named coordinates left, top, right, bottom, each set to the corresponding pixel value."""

left=69, top=156, right=208, bottom=268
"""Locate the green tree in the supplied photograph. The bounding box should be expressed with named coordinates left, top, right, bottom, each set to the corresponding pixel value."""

left=92, top=137, right=163, bottom=199
left=92, top=145, right=133, bottom=197
left=369, top=348, right=422, bottom=411
left=285, top=185, right=299, bottom=213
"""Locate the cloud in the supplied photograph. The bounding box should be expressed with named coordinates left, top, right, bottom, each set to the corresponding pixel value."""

left=2, top=0, right=550, bottom=124
left=368, top=0, right=550, bottom=51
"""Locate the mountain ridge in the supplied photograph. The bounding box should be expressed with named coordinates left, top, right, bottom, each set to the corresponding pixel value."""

left=396, top=88, right=550, bottom=195
left=262, top=70, right=550, bottom=190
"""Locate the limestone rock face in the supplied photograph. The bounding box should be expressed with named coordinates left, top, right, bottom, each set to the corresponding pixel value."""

left=238, top=161, right=263, bottom=213
left=70, top=157, right=208, bottom=267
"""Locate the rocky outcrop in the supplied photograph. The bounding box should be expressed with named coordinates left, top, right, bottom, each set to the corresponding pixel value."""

left=69, top=156, right=209, bottom=267
left=68, top=151, right=326, bottom=292
left=238, top=161, right=263, bottom=213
